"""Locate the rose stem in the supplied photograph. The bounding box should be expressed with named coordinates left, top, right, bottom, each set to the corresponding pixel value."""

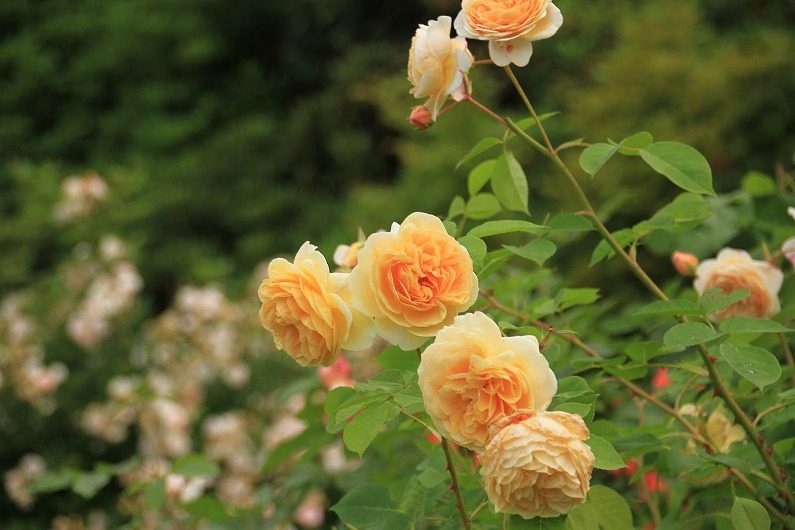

left=442, top=438, right=472, bottom=530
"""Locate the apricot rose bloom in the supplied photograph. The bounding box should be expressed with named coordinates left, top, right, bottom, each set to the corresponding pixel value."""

left=349, top=213, right=478, bottom=350
left=408, top=16, right=473, bottom=120
left=694, top=248, right=783, bottom=320
left=480, top=411, right=594, bottom=518
left=258, top=243, right=373, bottom=367
left=417, top=312, right=557, bottom=451
left=454, top=0, right=563, bottom=67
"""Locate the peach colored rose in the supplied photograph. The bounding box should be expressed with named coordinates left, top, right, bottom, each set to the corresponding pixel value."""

left=258, top=243, right=373, bottom=366
left=333, top=242, right=363, bottom=271
left=408, top=16, right=473, bottom=120
left=671, top=251, right=699, bottom=276
left=417, top=312, right=556, bottom=451
left=694, top=248, right=782, bottom=320
left=454, top=0, right=563, bottom=67
left=480, top=410, right=594, bottom=518
left=349, top=212, right=478, bottom=350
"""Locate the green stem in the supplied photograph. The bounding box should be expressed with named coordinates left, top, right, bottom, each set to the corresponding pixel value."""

left=442, top=438, right=472, bottom=530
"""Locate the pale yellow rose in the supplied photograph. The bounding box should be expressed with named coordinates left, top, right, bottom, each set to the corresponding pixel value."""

left=480, top=410, right=594, bottom=519
left=408, top=16, right=473, bottom=120
left=258, top=243, right=373, bottom=367
left=349, top=212, right=478, bottom=350
left=417, top=312, right=556, bottom=451
left=681, top=404, right=745, bottom=454
left=454, top=0, right=563, bottom=67
left=694, top=248, right=782, bottom=320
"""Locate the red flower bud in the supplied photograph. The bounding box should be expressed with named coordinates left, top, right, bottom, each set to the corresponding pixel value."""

left=671, top=251, right=699, bottom=276
left=409, top=105, right=434, bottom=130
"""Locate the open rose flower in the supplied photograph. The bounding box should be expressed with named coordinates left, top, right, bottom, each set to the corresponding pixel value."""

left=694, top=248, right=782, bottom=320
left=417, top=312, right=556, bottom=451
left=480, top=410, right=594, bottom=518
left=454, top=0, right=563, bottom=67
left=408, top=16, right=473, bottom=120
left=349, top=212, right=478, bottom=350
left=258, top=243, right=373, bottom=366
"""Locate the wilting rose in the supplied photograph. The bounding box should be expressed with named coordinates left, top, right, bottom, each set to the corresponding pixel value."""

left=408, top=16, right=473, bottom=120
left=454, top=0, right=563, bottom=67
left=349, top=212, right=478, bottom=350
left=258, top=243, right=373, bottom=366
left=418, top=312, right=556, bottom=450
left=480, top=411, right=594, bottom=518
left=694, top=248, right=782, bottom=320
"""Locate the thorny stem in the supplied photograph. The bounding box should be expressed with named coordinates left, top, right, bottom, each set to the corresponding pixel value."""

left=442, top=438, right=472, bottom=530
left=489, top=72, right=795, bottom=514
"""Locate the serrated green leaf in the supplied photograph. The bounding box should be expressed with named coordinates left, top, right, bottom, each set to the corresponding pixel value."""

left=663, top=322, right=723, bottom=351
left=719, top=318, right=792, bottom=334
left=343, top=401, right=399, bottom=456
left=587, top=436, right=625, bottom=470
left=719, top=343, right=781, bottom=390
left=633, top=193, right=711, bottom=235
left=457, top=137, right=502, bottom=171
left=331, top=484, right=410, bottom=530
left=504, top=239, right=556, bottom=265
left=492, top=151, right=529, bottom=214
left=512, top=112, right=561, bottom=132
left=468, top=159, right=498, bottom=197
left=639, top=141, right=715, bottom=196
left=699, top=288, right=750, bottom=315
left=566, top=501, right=599, bottom=530
left=467, top=220, right=545, bottom=238
left=458, top=235, right=487, bottom=270
left=447, top=195, right=465, bottom=220
left=589, top=229, right=634, bottom=266
left=548, top=213, right=593, bottom=232
left=579, top=143, right=618, bottom=177
left=557, top=288, right=600, bottom=311
left=741, top=171, right=777, bottom=197
left=172, top=454, right=220, bottom=478
left=589, top=485, right=633, bottom=530
left=731, top=497, right=770, bottom=530
left=466, top=193, right=502, bottom=220
left=616, top=131, right=653, bottom=154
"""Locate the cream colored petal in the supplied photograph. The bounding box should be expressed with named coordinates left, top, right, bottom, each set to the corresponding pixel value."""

left=522, top=3, right=563, bottom=41
left=489, top=38, right=534, bottom=67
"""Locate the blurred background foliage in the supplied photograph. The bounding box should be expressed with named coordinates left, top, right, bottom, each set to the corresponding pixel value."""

left=1, top=0, right=794, bottom=300
left=1, top=0, right=794, bottom=527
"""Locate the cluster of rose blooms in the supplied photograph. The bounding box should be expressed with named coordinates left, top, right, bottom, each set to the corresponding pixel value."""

left=53, top=171, right=109, bottom=223
left=0, top=294, right=68, bottom=412
left=258, top=212, right=595, bottom=518
left=407, top=0, right=563, bottom=128
left=66, top=235, right=143, bottom=349
left=259, top=202, right=792, bottom=518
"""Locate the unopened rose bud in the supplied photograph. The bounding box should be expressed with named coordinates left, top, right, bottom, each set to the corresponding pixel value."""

left=671, top=251, right=699, bottom=276
left=782, top=237, right=795, bottom=268
left=651, top=367, right=671, bottom=390
left=409, top=105, right=434, bottom=130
